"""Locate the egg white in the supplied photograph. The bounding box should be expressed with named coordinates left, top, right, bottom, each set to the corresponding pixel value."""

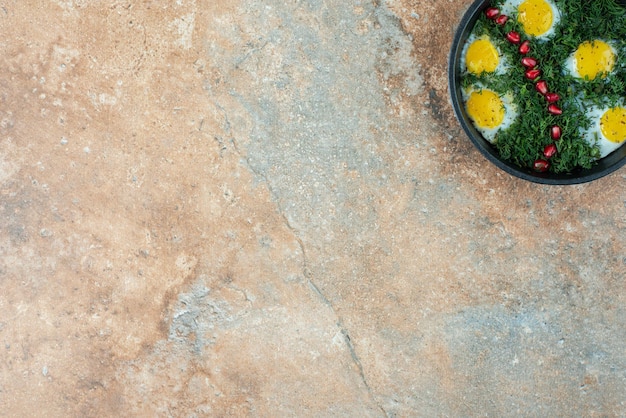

left=581, top=105, right=626, bottom=158
left=564, top=40, right=617, bottom=79
left=460, top=34, right=510, bottom=75
left=462, top=85, right=518, bottom=143
left=500, top=0, right=561, bottom=40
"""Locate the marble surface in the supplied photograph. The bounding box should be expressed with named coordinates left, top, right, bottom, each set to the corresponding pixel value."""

left=1, top=0, right=625, bottom=416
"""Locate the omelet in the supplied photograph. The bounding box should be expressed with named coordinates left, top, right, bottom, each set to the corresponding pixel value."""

left=462, top=86, right=518, bottom=143
left=501, top=0, right=561, bottom=40
left=582, top=105, right=626, bottom=158
left=564, top=40, right=616, bottom=80
left=461, top=34, right=509, bottom=75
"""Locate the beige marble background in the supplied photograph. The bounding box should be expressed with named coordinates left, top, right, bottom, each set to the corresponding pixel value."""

left=1, top=0, right=625, bottom=416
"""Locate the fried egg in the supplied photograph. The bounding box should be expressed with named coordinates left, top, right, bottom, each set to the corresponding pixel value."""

left=501, top=0, right=561, bottom=40
left=564, top=40, right=616, bottom=80
left=582, top=105, right=626, bottom=158
left=460, top=34, right=509, bottom=75
left=462, top=86, right=518, bottom=143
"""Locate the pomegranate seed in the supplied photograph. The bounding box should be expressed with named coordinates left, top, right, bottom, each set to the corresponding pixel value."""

left=521, top=57, right=538, bottom=68
left=543, top=143, right=557, bottom=158
left=551, top=125, right=562, bottom=140
left=535, top=80, right=549, bottom=95
left=519, top=40, right=531, bottom=55
left=485, top=7, right=500, bottom=19
left=548, top=104, right=562, bottom=115
left=496, top=14, right=509, bottom=25
left=533, top=159, right=550, bottom=172
left=545, top=92, right=560, bottom=103
left=506, top=31, right=520, bottom=44
left=525, top=68, right=541, bottom=80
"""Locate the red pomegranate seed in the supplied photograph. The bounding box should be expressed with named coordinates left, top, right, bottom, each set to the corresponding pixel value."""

left=535, top=80, right=549, bottom=95
left=545, top=92, right=560, bottom=103
left=521, top=57, right=538, bottom=68
left=551, top=125, right=562, bottom=140
left=543, top=144, right=557, bottom=158
left=506, top=31, right=520, bottom=44
left=548, top=104, right=562, bottom=115
left=525, top=68, right=541, bottom=80
left=485, top=7, right=500, bottom=19
left=533, top=159, right=550, bottom=172
left=519, top=40, right=531, bottom=55
left=496, top=14, right=509, bottom=25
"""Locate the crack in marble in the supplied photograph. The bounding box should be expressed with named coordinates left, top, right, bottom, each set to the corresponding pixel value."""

left=234, top=40, right=269, bottom=70
left=289, top=218, right=388, bottom=417
left=215, top=99, right=387, bottom=415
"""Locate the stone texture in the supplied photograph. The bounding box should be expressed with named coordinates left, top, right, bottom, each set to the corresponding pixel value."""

left=0, top=0, right=625, bottom=416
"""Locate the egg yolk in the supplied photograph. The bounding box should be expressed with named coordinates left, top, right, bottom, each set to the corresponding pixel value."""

left=518, top=0, right=553, bottom=37
left=466, top=90, right=505, bottom=129
left=574, top=40, right=615, bottom=80
left=465, top=38, right=499, bottom=74
left=600, top=107, right=626, bottom=143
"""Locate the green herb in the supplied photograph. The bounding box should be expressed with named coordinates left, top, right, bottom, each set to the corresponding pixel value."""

left=463, top=0, right=626, bottom=173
